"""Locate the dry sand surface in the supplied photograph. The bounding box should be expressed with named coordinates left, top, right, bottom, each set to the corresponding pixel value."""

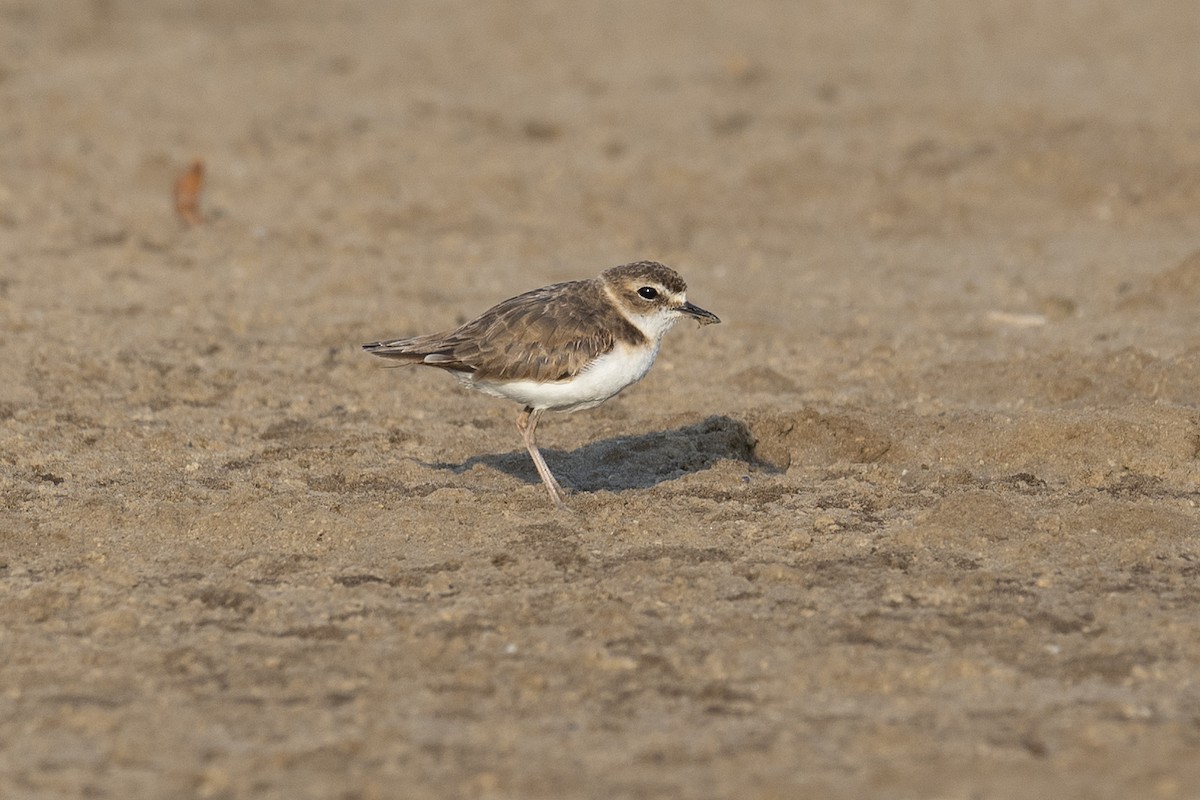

left=3, top=2, right=1200, bottom=798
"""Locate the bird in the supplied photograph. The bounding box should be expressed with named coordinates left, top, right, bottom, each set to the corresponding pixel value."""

left=362, top=260, right=720, bottom=508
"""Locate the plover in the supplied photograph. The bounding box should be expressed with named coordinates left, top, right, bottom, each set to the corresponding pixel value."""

left=363, top=260, right=720, bottom=508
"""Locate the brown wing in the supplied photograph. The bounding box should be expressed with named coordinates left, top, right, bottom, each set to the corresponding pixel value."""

left=363, top=279, right=646, bottom=382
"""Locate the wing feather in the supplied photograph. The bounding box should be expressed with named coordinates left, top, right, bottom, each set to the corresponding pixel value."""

left=362, top=278, right=645, bottom=382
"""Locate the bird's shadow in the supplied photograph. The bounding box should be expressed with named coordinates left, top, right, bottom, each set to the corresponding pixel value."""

left=424, top=415, right=757, bottom=493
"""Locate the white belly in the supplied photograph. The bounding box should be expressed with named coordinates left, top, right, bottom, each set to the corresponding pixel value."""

left=468, top=341, right=662, bottom=412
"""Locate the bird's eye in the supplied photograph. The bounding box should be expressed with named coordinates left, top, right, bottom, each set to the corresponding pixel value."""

left=637, top=286, right=659, bottom=300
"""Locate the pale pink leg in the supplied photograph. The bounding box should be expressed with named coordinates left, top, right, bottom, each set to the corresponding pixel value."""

left=516, top=406, right=567, bottom=508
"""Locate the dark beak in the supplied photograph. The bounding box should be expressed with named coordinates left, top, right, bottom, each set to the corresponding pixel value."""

left=679, top=301, right=720, bottom=326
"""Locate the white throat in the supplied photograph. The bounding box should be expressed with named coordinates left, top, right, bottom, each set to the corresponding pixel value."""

left=604, top=285, right=683, bottom=342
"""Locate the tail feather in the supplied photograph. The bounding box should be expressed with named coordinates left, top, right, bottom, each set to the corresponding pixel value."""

left=362, top=337, right=474, bottom=372
left=362, top=337, right=428, bottom=357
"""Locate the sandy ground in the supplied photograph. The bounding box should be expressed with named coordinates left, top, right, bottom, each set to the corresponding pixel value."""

left=2, top=2, right=1200, bottom=798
